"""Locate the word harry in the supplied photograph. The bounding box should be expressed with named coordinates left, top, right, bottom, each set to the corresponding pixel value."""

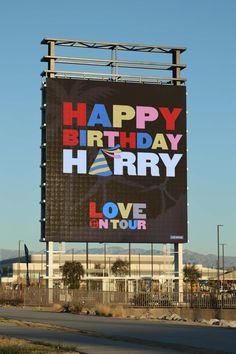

left=63, top=150, right=182, bottom=177
left=89, top=202, right=147, bottom=230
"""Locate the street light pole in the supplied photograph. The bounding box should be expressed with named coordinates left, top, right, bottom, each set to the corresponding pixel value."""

left=217, top=224, right=223, bottom=292
left=220, top=243, right=226, bottom=288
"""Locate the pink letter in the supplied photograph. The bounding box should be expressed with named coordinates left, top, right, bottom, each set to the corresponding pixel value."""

left=99, top=219, right=109, bottom=229
left=166, top=134, right=182, bottom=150
left=136, top=106, right=158, bottom=129
left=103, top=131, right=119, bottom=147
left=137, top=220, right=146, bottom=230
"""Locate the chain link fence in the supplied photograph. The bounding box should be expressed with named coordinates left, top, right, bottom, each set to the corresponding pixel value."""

left=0, top=289, right=235, bottom=309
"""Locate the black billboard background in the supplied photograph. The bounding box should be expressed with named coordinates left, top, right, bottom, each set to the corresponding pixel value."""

left=43, top=78, right=187, bottom=243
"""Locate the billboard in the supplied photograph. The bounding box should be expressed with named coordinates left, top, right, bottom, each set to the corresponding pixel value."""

left=41, top=78, right=187, bottom=243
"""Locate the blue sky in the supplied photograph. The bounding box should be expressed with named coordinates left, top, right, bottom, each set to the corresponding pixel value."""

left=0, top=0, right=235, bottom=256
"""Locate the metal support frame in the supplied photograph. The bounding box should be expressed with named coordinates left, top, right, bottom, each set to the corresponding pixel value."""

left=41, top=37, right=186, bottom=84
left=48, top=41, right=55, bottom=78
left=172, top=49, right=181, bottom=86
left=41, top=37, right=187, bottom=290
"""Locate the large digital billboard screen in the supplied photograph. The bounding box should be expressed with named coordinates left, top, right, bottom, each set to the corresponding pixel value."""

left=42, top=78, right=187, bottom=243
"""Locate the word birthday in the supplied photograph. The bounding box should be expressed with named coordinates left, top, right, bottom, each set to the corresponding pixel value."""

left=62, top=102, right=184, bottom=177
left=89, top=202, right=147, bottom=230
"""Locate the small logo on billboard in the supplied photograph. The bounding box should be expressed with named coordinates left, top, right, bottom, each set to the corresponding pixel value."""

left=89, top=201, right=147, bottom=230
left=170, top=235, right=184, bottom=240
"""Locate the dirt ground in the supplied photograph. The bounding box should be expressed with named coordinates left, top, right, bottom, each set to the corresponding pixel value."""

left=0, top=335, right=79, bottom=353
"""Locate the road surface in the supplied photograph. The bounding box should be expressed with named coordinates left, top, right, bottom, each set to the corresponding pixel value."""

left=0, top=308, right=235, bottom=354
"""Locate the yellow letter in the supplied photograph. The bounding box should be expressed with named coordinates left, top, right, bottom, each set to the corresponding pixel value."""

left=152, top=134, right=168, bottom=150
left=87, top=130, right=103, bottom=147
left=113, top=105, right=135, bottom=128
left=117, top=203, right=132, bottom=219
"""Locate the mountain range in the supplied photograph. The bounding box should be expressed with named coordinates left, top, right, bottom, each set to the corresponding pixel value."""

left=0, top=247, right=235, bottom=269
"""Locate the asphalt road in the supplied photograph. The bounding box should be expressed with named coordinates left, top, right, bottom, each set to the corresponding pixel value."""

left=0, top=308, right=235, bottom=354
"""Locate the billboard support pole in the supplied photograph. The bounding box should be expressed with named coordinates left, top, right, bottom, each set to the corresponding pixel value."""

left=172, top=49, right=181, bottom=86
left=86, top=242, right=89, bottom=290
left=104, top=243, right=107, bottom=270
left=46, top=241, right=54, bottom=300
left=174, top=243, right=183, bottom=302
left=128, top=243, right=131, bottom=277
left=59, top=242, right=65, bottom=284
left=48, top=40, right=55, bottom=78
left=151, top=243, right=154, bottom=278
left=111, top=49, right=114, bottom=77
left=173, top=47, right=184, bottom=302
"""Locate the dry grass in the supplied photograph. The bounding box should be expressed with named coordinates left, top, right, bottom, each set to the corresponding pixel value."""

left=95, top=304, right=126, bottom=318
left=111, top=305, right=126, bottom=318
left=95, top=304, right=112, bottom=317
left=52, top=303, right=63, bottom=312
left=0, top=336, right=79, bottom=353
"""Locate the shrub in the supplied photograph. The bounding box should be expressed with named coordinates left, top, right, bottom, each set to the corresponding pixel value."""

left=95, top=304, right=112, bottom=317
left=112, top=305, right=126, bottom=318
left=62, top=301, right=84, bottom=314
left=52, top=303, right=63, bottom=312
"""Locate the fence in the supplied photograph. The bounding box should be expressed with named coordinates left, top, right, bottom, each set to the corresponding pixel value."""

left=0, top=289, right=236, bottom=309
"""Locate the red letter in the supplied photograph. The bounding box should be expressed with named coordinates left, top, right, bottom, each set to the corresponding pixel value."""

left=89, top=202, right=103, bottom=218
left=63, top=102, right=87, bottom=126
left=120, top=132, right=136, bottom=149
left=63, top=129, right=79, bottom=146
left=159, top=107, right=182, bottom=131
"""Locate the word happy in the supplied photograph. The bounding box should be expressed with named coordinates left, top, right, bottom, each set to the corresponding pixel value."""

left=62, top=102, right=184, bottom=177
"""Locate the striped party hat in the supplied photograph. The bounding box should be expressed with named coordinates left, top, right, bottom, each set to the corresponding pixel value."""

left=102, top=145, right=122, bottom=158
left=89, top=145, right=121, bottom=177
left=89, top=149, right=112, bottom=176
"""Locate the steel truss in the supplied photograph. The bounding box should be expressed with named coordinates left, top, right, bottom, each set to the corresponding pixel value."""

left=41, top=37, right=186, bottom=85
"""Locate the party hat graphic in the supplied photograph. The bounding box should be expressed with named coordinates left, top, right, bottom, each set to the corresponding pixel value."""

left=89, top=145, right=121, bottom=177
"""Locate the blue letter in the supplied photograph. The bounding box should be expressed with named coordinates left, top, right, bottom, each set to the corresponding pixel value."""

left=137, top=132, right=152, bottom=149
left=87, top=104, right=112, bottom=127
left=103, top=202, right=118, bottom=219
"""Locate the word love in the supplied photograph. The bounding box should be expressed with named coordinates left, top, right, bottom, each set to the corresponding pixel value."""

left=89, top=202, right=147, bottom=230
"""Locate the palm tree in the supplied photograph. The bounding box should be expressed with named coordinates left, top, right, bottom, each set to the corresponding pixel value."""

left=62, top=261, right=85, bottom=289
left=111, top=258, right=129, bottom=276
left=183, top=263, right=201, bottom=293
left=111, top=258, right=129, bottom=293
